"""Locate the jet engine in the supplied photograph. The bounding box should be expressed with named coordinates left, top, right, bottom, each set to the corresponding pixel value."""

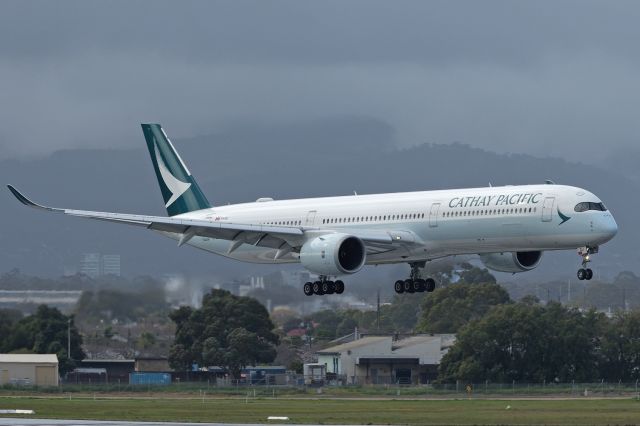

left=300, top=233, right=366, bottom=276
left=479, top=251, right=543, bottom=273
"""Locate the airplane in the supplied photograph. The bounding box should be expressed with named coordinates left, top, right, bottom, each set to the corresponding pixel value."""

left=7, top=124, right=618, bottom=296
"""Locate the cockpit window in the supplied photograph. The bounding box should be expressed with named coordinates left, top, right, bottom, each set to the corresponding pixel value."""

left=574, top=202, right=607, bottom=212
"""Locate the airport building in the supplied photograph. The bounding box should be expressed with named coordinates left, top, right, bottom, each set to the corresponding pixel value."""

left=0, top=354, right=59, bottom=386
left=316, top=334, right=455, bottom=385
left=79, top=253, right=121, bottom=278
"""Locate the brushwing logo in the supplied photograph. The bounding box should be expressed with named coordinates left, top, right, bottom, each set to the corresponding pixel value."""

left=558, top=208, right=571, bottom=225
left=154, top=144, right=191, bottom=207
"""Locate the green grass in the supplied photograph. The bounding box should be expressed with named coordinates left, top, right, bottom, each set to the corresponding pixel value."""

left=1, top=396, right=639, bottom=424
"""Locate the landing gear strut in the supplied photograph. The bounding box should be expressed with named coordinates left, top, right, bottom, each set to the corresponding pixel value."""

left=303, top=276, right=345, bottom=296
left=577, top=246, right=597, bottom=281
left=394, top=262, right=436, bottom=294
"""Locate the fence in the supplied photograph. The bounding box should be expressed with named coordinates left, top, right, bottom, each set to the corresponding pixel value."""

left=2, top=376, right=639, bottom=398
left=59, top=374, right=640, bottom=393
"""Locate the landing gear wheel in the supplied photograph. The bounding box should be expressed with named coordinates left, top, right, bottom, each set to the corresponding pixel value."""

left=404, top=279, right=415, bottom=293
left=425, top=278, right=436, bottom=292
left=585, top=268, right=593, bottom=280
left=577, top=269, right=586, bottom=281
left=322, top=281, right=335, bottom=294
left=414, top=279, right=425, bottom=292
left=334, top=280, right=345, bottom=294
left=394, top=280, right=404, bottom=294
left=312, top=281, right=324, bottom=295
left=303, top=282, right=313, bottom=296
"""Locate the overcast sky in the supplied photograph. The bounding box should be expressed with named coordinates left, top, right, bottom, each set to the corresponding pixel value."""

left=1, top=0, right=639, bottom=164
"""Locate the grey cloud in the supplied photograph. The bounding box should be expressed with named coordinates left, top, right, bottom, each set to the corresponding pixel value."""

left=1, top=0, right=640, bottom=165
left=2, top=1, right=640, bottom=66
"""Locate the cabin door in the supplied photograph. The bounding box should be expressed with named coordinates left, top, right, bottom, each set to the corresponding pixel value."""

left=305, top=210, right=317, bottom=226
left=542, top=197, right=555, bottom=222
left=429, top=203, right=440, bottom=227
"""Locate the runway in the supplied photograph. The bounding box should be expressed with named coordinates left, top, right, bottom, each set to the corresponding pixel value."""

left=0, top=420, right=350, bottom=426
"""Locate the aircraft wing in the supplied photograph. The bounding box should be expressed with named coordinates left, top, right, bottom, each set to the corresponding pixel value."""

left=8, top=185, right=418, bottom=256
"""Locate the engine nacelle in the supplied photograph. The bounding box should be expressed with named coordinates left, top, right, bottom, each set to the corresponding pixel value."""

left=300, top=233, right=366, bottom=276
left=479, top=251, right=543, bottom=273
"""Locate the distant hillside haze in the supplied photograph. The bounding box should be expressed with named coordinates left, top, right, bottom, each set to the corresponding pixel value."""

left=0, top=117, right=635, bottom=279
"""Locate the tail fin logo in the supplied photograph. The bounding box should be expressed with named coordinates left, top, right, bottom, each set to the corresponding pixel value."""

left=154, top=144, right=191, bottom=207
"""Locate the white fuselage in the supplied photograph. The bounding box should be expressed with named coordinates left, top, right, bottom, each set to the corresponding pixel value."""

left=165, top=184, right=617, bottom=266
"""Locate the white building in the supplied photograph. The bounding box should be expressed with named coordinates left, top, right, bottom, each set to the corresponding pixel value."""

left=0, top=354, right=59, bottom=387
left=316, top=334, right=455, bottom=385
left=80, top=253, right=121, bottom=278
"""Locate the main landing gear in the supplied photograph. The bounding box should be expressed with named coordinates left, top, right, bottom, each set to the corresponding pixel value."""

left=394, top=262, right=436, bottom=294
left=577, top=246, right=597, bottom=281
left=303, top=276, right=345, bottom=296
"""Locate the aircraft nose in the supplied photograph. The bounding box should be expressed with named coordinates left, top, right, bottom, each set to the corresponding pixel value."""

left=599, top=214, right=618, bottom=241
left=608, top=215, right=618, bottom=238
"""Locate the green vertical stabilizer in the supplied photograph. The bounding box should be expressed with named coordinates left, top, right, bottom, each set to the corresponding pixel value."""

left=141, top=124, right=211, bottom=216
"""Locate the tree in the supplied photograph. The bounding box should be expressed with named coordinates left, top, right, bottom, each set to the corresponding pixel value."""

left=438, top=301, right=602, bottom=383
left=168, top=289, right=278, bottom=378
left=336, top=317, right=359, bottom=337
left=598, top=310, right=640, bottom=381
left=0, top=309, right=22, bottom=352
left=458, top=267, right=497, bottom=285
left=5, top=305, right=85, bottom=374
left=417, top=282, right=511, bottom=333
left=139, top=331, right=156, bottom=349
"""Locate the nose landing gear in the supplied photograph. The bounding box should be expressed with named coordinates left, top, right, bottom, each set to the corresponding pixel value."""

left=577, top=246, right=597, bottom=281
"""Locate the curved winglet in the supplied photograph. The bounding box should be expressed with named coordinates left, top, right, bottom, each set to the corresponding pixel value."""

left=7, top=185, right=63, bottom=212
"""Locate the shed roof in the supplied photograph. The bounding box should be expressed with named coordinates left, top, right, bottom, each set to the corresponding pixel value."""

left=391, top=334, right=456, bottom=349
left=0, top=354, right=58, bottom=364
left=317, top=336, right=390, bottom=354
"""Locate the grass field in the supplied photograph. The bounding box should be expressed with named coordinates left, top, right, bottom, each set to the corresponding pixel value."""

left=1, top=396, right=639, bottom=424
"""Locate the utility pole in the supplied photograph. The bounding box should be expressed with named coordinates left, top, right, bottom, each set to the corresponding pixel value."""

left=67, top=318, right=71, bottom=360
left=376, top=288, right=380, bottom=332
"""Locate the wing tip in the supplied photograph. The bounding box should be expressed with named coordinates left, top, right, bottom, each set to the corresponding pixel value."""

left=7, top=184, right=33, bottom=206
left=7, top=185, right=61, bottom=212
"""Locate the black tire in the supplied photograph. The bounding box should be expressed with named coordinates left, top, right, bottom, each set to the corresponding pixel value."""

left=404, top=279, right=414, bottom=293
left=313, top=281, right=324, bottom=295
left=577, top=269, right=586, bottom=280
left=303, top=282, right=313, bottom=296
left=425, top=278, right=436, bottom=292
left=335, top=280, right=345, bottom=294
left=586, top=268, right=593, bottom=280
left=414, top=279, right=425, bottom=292
left=323, top=281, right=335, bottom=294
left=394, top=280, right=404, bottom=293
